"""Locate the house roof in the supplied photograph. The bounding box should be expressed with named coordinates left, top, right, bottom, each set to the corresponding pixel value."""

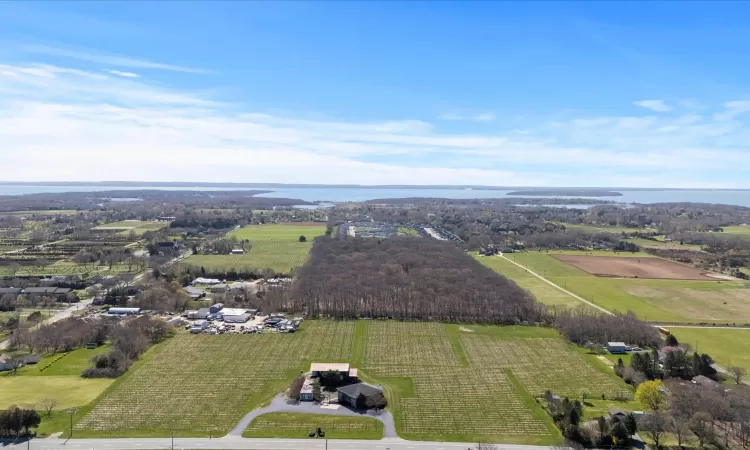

left=0, top=287, right=22, bottom=295
left=608, top=407, right=626, bottom=417
left=607, top=342, right=627, bottom=347
left=337, top=382, right=383, bottom=399
left=23, top=355, right=41, bottom=364
left=311, top=363, right=350, bottom=373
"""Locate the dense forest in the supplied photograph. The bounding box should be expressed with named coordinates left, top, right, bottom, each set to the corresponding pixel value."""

left=292, top=237, right=548, bottom=324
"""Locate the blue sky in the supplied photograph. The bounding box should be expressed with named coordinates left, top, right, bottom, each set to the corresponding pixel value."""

left=1, top=1, right=750, bottom=187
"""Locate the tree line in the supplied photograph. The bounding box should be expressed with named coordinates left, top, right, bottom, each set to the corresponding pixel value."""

left=292, top=237, right=549, bottom=324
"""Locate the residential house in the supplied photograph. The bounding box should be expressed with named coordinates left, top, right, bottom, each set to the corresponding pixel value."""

left=0, top=354, right=19, bottom=371
left=183, top=286, right=206, bottom=299
left=210, top=284, right=227, bottom=294
left=608, top=407, right=627, bottom=422
left=336, top=383, right=384, bottom=409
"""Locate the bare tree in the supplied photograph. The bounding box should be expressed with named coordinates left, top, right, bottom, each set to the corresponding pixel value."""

left=641, top=411, right=671, bottom=448
left=39, top=398, right=58, bottom=417
left=728, top=366, right=746, bottom=384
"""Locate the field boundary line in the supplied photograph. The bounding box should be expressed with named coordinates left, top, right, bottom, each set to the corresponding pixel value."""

left=498, top=254, right=614, bottom=316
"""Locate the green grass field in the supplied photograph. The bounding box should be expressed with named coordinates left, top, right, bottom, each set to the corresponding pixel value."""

left=230, top=224, right=327, bottom=241
left=0, top=376, right=113, bottom=410
left=672, top=328, right=750, bottom=372
left=722, top=225, right=750, bottom=236
left=92, top=220, right=167, bottom=235
left=624, top=237, right=704, bottom=251
left=243, top=413, right=384, bottom=439
left=503, top=252, right=750, bottom=323
left=182, top=224, right=327, bottom=274
left=562, top=223, right=657, bottom=234
left=473, top=253, right=590, bottom=309
left=397, top=227, right=419, bottom=236
left=16, top=345, right=111, bottom=376
left=70, top=320, right=638, bottom=443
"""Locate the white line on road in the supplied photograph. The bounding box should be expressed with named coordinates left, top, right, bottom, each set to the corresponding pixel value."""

left=499, top=254, right=614, bottom=315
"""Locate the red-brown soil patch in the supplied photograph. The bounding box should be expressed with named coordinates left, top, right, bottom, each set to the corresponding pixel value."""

left=552, top=255, right=716, bottom=280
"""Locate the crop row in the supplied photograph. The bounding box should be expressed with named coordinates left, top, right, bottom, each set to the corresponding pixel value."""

left=368, top=365, right=550, bottom=437
left=77, top=322, right=355, bottom=433
left=460, top=335, right=629, bottom=398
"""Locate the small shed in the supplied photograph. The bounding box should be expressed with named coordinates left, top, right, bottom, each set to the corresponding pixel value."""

left=607, top=342, right=629, bottom=354
left=231, top=249, right=245, bottom=254
left=23, top=355, right=41, bottom=365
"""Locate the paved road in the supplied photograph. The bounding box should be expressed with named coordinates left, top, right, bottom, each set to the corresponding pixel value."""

left=229, top=394, right=397, bottom=438
left=498, top=254, right=613, bottom=315
left=3, top=436, right=552, bottom=450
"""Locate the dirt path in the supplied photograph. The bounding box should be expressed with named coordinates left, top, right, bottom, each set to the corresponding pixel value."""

left=498, top=254, right=614, bottom=315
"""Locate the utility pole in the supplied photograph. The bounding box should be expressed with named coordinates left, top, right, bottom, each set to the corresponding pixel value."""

left=171, top=428, right=174, bottom=449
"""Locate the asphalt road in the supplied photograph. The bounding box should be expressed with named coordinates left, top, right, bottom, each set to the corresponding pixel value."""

left=4, top=437, right=553, bottom=450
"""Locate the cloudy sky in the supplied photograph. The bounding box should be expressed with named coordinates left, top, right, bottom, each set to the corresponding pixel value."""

left=1, top=2, right=750, bottom=187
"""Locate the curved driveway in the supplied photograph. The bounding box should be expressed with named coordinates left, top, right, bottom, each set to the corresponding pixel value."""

left=229, top=394, right=398, bottom=438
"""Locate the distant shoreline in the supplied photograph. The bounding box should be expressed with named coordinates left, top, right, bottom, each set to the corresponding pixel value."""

left=0, top=182, right=747, bottom=192
left=507, top=189, right=623, bottom=197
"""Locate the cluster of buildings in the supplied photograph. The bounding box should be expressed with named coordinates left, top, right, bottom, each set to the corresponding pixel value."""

left=0, top=286, right=77, bottom=301
left=299, top=362, right=385, bottom=410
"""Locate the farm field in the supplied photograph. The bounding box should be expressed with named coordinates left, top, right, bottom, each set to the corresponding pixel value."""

left=473, top=253, right=589, bottom=309
left=0, top=210, right=80, bottom=216
left=672, top=328, right=750, bottom=372
left=183, top=224, right=327, bottom=274
left=243, top=413, right=383, bottom=439
left=508, top=252, right=750, bottom=323
left=553, top=254, right=716, bottom=280
left=74, top=321, right=356, bottom=436
left=362, top=322, right=627, bottom=444
left=0, top=261, right=140, bottom=277
left=70, top=320, right=634, bottom=443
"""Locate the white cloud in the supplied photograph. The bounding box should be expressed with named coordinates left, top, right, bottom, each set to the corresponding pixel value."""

left=1, top=59, right=749, bottom=187
left=633, top=99, right=671, bottom=112
left=22, top=44, right=209, bottom=74
left=107, top=70, right=139, bottom=78
left=440, top=112, right=495, bottom=122
left=714, top=100, right=750, bottom=121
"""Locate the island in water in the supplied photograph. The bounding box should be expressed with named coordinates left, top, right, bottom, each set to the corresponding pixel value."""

left=507, top=189, right=623, bottom=197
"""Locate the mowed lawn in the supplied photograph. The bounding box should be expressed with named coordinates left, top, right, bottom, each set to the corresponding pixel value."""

left=508, top=251, right=750, bottom=323
left=0, top=377, right=113, bottom=410
left=92, top=220, right=167, bottom=235
left=473, top=253, right=589, bottom=309
left=243, top=413, right=384, bottom=439
left=722, top=225, right=750, bottom=236
left=182, top=224, right=326, bottom=274
left=72, top=320, right=636, bottom=444
left=672, top=328, right=750, bottom=372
